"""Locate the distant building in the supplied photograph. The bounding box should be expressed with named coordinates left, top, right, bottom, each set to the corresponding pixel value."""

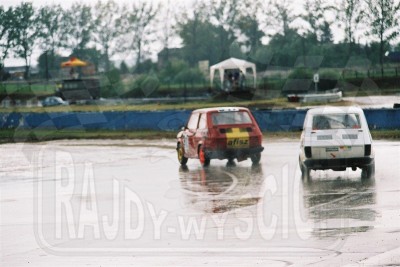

left=157, top=48, right=184, bottom=69
left=3, top=66, right=25, bottom=80
left=198, top=60, right=209, bottom=76
left=387, top=51, right=400, bottom=63
left=3, top=66, right=39, bottom=80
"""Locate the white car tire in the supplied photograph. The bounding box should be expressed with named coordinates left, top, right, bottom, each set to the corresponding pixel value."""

left=299, top=158, right=311, bottom=180
left=362, top=162, right=375, bottom=179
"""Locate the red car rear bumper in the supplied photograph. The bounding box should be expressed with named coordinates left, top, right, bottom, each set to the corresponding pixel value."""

left=204, top=146, right=264, bottom=160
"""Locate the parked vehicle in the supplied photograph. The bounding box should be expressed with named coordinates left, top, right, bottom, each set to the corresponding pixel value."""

left=176, top=107, right=264, bottom=166
left=56, top=78, right=100, bottom=102
left=41, top=96, right=68, bottom=107
left=299, top=106, right=375, bottom=179
left=57, top=57, right=100, bottom=102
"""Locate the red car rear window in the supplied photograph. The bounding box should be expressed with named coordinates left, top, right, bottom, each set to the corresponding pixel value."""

left=211, top=111, right=252, bottom=125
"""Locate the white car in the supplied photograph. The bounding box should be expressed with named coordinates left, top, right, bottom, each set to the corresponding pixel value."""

left=299, top=106, right=375, bottom=179
left=41, top=96, right=68, bottom=107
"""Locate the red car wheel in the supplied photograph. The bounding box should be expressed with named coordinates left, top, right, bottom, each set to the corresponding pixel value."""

left=177, top=143, right=188, bottom=165
left=199, top=145, right=210, bottom=167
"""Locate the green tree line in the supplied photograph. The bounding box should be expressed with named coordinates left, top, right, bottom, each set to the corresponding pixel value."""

left=0, top=0, right=399, bottom=80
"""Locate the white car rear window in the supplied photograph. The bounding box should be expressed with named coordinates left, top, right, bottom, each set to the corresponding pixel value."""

left=312, top=113, right=361, bottom=130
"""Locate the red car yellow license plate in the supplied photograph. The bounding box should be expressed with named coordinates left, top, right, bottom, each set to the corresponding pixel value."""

left=226, top=128, right=250, bottom=148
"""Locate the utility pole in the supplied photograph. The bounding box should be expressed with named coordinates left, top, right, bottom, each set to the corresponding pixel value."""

left=45, top=50, right=49, bottom=81
left=313, top=73, right=319, bottom=93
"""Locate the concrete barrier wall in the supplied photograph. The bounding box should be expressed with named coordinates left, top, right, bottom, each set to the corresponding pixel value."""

left=1, top=108, right=399, bottom=131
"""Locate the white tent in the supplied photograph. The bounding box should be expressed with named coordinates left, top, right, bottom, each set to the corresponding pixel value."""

left=209, top=57, right=256, bottom=88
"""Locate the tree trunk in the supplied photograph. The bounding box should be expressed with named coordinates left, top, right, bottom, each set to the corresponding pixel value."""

left=380, top=29, right=384, bottom=78
left=50, top=49, right=55, bottom=72
left=136, top=40, right=141, bottom=73
left=301, top=37, right=306, bottom=67
left=45, top=51, right=49, bottom=81
left=105, top=47, right=110, bottom=72
left=24, top=55, right=29, bottom=80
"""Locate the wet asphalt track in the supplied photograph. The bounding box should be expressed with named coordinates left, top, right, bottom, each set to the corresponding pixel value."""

left=1, top=139, right=400, bottom=266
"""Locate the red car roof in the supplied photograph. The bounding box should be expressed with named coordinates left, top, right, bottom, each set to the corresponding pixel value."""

left=192, top=107, right=250, bottom=113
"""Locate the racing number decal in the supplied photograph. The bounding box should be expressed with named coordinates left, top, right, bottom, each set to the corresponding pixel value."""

left=226, top=128, right=250, bottom=148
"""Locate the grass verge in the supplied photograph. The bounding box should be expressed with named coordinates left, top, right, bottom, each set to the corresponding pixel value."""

left=0, top=97, right=359, bottom=113
left=370, top=129, right=400, bottom=140
left=1, top=129, right=399, bottom=144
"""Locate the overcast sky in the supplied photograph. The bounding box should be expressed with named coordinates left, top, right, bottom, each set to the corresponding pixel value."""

left=0, top=0, right=187, bottom=8
left=0, top=0, right=131, bottom=8
left=0, top=0, right=353, bottom=67
left=1, top=0, right=196, bottom=66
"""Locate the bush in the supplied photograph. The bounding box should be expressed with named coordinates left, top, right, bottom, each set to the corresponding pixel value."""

left=100, top=69, right=124, bottom=97
left=319, top=69, right=340, bottom=80
left=124, top=74, right=160, bottom=98
left=158, top=60, right=189, bottom=83
left=173, top=68, right=205, bottom=86
left=141, top=75, right=160, bottom=97
left=288, top=68, right=313, bottom=79
left=119, top=61, right=130, bottom=74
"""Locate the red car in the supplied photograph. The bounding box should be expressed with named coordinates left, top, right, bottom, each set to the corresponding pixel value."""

left=176, top=107, right=264, bottom=166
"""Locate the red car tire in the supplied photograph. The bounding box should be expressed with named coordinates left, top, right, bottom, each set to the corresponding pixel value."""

left=198, top=145, right=210, bottom=167
left=177, top=142, right=188, bottom=165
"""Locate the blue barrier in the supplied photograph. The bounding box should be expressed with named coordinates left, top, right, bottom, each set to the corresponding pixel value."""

left=253, top=109, right=307, bottom=131
left=363, top=109, right=400, bottom=129
left=0, top=110, right=192, bottom=131
left=0, top=108, right=399, bottom=131
left=0, top=113, right=21, bottom=129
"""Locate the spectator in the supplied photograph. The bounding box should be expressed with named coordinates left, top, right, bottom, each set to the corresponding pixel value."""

left=239, top=71, right=246, bottom=90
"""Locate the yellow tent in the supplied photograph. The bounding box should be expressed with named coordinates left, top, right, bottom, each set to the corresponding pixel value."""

left=61, top=57, right=88, bottom=67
